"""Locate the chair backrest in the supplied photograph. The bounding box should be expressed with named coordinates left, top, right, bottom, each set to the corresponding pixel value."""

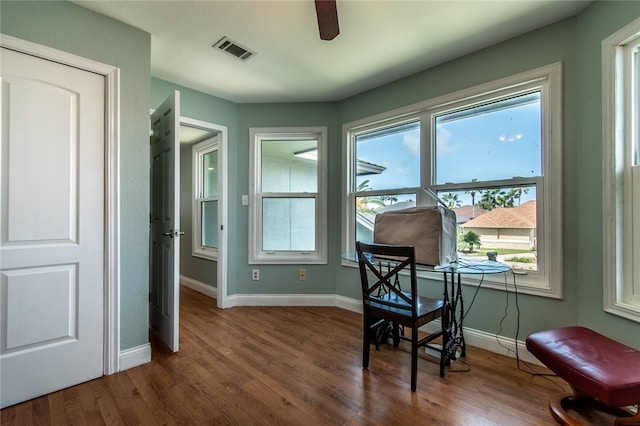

left=356, top=241, right=418, bottom=318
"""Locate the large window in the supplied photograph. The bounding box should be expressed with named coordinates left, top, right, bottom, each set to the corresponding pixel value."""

left=603, top=18, right=640, bottom=322
left=344, top=63, right=563, bottom=297
left=193, top=137, right=219, bottom=260
left=249, top=127, right=327, bottom=264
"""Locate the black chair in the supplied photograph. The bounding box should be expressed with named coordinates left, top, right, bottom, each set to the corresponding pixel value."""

left=356, top=241, right=448, bottom=391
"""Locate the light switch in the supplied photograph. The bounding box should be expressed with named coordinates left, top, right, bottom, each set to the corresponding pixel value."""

left=242, top=195, right=249, bottom=206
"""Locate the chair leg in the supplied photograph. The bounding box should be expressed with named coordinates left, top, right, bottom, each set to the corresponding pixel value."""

left=392, top=322, right=400, bottom=348
left=411, top=326, right=418, bottom=392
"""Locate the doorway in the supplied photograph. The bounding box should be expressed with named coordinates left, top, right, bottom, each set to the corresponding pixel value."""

left=179, top=118, right=228, bottom=309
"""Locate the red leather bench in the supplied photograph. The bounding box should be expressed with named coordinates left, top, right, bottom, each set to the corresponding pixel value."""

left=526, top=326, right=640, bottom=425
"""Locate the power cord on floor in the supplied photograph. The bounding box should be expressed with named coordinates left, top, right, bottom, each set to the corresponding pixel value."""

left=494, top=271, right=563, bottom=390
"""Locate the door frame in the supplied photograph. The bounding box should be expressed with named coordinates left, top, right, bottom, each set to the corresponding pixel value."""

left=0, top=34, right=121, bottom=374
left=180, top=116, right=229, bottom=309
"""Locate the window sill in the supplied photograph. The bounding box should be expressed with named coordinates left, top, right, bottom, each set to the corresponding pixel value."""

left=193, top=249, right=217, bottom=262
left=340, top=258, right=562, bottom=299
left=250, top=255, right=327, bottom=265
left=605, top=303, right=640, bottom=324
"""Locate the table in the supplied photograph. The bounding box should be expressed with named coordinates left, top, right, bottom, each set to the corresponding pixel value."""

left=342, top=252, right=511, bottom=364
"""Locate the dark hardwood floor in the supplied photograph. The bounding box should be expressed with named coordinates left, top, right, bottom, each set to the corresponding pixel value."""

left=2, top=286, right=610, bottom=425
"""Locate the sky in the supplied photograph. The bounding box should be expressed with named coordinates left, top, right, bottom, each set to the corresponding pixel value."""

left=355, top=95, right=541, bottom=207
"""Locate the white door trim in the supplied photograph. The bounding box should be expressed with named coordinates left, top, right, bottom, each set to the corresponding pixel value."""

left=0, top=34, right=121, bottom=375
left=180, top=116, right=229, bottom=309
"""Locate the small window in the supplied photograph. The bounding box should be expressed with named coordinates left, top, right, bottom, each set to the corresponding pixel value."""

left=249, top=127, right=327, bottom=264
left=193, top=137, right=219, bottom=260
left=603, top=17, right=640, bottom=322
left=354, top=120, right=421, bottom=243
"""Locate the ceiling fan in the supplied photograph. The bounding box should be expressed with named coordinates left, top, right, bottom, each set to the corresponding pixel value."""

left=314, top=0, right=340, bottom=41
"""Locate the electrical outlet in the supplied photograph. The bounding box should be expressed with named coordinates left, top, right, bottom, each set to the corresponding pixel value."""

left=252, top=269, right=259, bottom=281
left=298, top=269, right=306, bottom=281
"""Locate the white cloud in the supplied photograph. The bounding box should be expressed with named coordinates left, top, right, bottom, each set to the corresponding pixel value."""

left=403, top=131, right=420, bottom=155
left=436, top=127, right=459, bottom=154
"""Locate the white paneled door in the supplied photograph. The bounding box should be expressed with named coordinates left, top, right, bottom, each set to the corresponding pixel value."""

left=149, top=91, right=180, bottom=352
left=0, top=48, right=105, bottom=408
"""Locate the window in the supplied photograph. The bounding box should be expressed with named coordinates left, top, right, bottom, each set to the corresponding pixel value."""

left=193, top=136, right=219, bottom=260
left=344, top=63, right=563, bottom=297
left=353, top=120, right=421, bottom=244
left=249, top=127, right=327, bottom=264
left=603, top=17, right=640, bottom=322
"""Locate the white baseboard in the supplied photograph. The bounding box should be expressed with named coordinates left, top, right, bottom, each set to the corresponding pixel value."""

left=180, top=275, right=217, bottom=299
left=464, top=327, right=542, bottom=365
left=225, top=293, right=337, bottom=307
left=119, top=343, right=151, bottom=371
left=225, top=293, right=541, bottom=365
left=335, top=295, right=362, bottom=313
left=421, top=321, right=542, bottom=365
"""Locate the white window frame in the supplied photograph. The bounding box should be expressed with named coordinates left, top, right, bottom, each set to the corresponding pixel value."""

left=192, top=136, right=219, bottom=260
left=349, top=115, right=423, bottom=243
left=603, top=17, right=640, bottom=322
left=343, top=63, right=563, bottom=298
left=249, top=127, right=328, bottom=264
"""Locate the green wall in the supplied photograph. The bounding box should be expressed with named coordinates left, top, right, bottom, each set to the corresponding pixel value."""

left=159, top=1, right=640, bottom=348
left=335, top=1, right=639, bottom=347
left=574, top=2, right=640, bottom=340
left=336, top=16, right=583, bottom=342
left=4, top=0, right=638, bottom=357
left=1, top=1, right=152, bottom=351
left=235, top=103, right=341, bottom=295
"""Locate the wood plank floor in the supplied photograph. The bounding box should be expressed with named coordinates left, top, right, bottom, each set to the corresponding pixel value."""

left=1, top=286, right=612, bottom=425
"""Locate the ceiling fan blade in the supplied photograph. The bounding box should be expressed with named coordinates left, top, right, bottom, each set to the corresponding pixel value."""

left=315, top=0, right=340, bottom=41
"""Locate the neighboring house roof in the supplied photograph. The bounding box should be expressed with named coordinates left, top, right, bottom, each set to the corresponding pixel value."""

left=513, top=199, right=536, bottom=224
left=356, top=211, right=375, bottom=232
left=377, top=201, right=416, bottom=213
left=356, top=160, right=386, bottom=176
left=453, top=205, right=487, bottom=224
left=464, top=200, right=536, bottom=229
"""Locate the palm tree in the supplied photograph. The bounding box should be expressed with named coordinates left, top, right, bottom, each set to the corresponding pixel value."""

left=477, top=188, right=521, bottom=210
left=380, top=194, right=399, bottom=204
left=355, top=179, right=386, bottom=214
left=465, top=178, right=479, bottom=205
left=508, top=187, right=529, bottom=205
left=498, top=191, right=516, bottom=208
left=442, top=192, right=461, bottom=208
left=462, top=231, right=482, bottom=252
left=477, top=189, right=504, bottom=210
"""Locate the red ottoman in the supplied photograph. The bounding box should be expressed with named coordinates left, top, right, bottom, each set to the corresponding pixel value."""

left=526, top=326, right=640, bottom=425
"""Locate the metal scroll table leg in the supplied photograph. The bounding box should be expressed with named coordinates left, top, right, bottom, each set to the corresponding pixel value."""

left=441, top=271, right=466, bottom=363
left=455, top=272, right=466, bottom=357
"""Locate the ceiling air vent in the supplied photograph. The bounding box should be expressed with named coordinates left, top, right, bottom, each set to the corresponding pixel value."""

left=213, top=37, right=255, bottom=61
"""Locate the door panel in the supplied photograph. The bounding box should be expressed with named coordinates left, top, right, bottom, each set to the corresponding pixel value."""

left=4, top=265, right=78, bottom=349
left=0, top=47, right=104, bottom=408
left=149, top=91, right=180, bottom=352
left=6, top=80, right=77, bottom=242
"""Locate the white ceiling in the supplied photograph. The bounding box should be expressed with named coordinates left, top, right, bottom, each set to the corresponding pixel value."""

left=72, top=0, right=590, bottom=104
